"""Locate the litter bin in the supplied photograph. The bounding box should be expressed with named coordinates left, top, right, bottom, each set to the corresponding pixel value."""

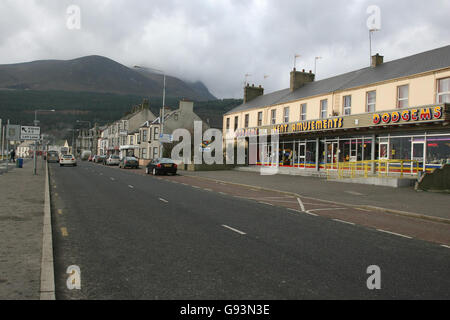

left=16, top=158, right=23, bottom=168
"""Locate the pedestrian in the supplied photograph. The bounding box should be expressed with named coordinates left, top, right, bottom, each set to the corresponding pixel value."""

left=10, top=149, right=16, bottom=163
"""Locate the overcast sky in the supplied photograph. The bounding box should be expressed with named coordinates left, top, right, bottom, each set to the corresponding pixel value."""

left=0, top=0, right=449, bottom=98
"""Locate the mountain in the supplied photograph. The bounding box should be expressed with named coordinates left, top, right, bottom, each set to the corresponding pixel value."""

left=0, top=55, right=216, bottom=101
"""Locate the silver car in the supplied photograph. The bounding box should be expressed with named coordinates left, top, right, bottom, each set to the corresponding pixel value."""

left=105, top=155, right=120, bottom=166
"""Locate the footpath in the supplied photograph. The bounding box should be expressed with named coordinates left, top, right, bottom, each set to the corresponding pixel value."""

left=181, top=169, right=450, bottom=222
left=0, top=157, right=53, bottom=299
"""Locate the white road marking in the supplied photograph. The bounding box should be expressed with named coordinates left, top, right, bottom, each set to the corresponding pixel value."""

left=356, top=207, right=372, bottom=212
left=159, top=198, right=169, bottom=203
left=259, top=201, right=274, bottom=206
left=204, top=188, right=213, bottom=192
left=222, top=225, right=246, bottom=235
left=110, top=177, right=115, bottom=181
left=218, top=192, right=227, bottom=195
left=304, top=211, right=319, bottom=217
left=128, top=185, right=134, bottom=189
left=297, top=197, right=305, bottom=212
left=287, top=208, right=301, bottom=213
left=333, top=219, right=355, bottom=226
left=441, top=245, right=450, bottom=249
left=376, top=229, right=412, bottom=239
left=192, top=186, right=200, bottom=189
left=308, top=208, right=347, bottom=212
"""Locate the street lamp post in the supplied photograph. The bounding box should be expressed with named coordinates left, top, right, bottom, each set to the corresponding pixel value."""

left=369, top=28, right=379, bottom=65
left=134, top=65, right=166, bottom=158
left=314, top=56, right=322, bottom=76
left=34, top=109, right=55, bottom=175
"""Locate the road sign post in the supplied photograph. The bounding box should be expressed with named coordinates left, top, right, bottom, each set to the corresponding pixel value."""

left=21, top=125, right=41, bottom=175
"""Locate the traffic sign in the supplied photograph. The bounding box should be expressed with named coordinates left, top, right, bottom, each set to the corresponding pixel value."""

left=21, top=126, right=41, bottom=140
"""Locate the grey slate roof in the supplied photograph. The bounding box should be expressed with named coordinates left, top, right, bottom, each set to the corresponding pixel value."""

left=226, top=45, right=450, bottom=115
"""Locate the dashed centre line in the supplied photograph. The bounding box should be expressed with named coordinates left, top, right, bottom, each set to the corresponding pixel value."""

left=159, top=198, right=169, bottom=203
left=333, top=219, right=355, bottom=226
left=61, top=227, right=69, bottom=237
left=128, top=185, right=134, bottom=189
left=222, top=225, right=246, bottom=235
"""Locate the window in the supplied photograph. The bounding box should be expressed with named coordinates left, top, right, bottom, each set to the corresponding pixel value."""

left=244, top=114, right=249, bottom=128
left=397, top=85, right=409, bottom=108
left=234, top=116, right=239, bottom=131
left=174, top=114, right=179, bottom=121
left=366, top=91, right=376, bottom=112
left=320, top=99, right=328, bottom=119
left=437, top=77, right=450, bottom=103
left=142, top=148, right=147, bottom=159
left=130, top=136, right=134, bottom=145
left=343, top=95, right=352, bottom=115
left=153, top=127, right=159, bottom=140
left=257, top=112, right=263, bottom=126
left=300, top=104, right=307, bottom=121
left=153, top=147, right=159, bottom=159
left=271, top=109, right=276, bottom=125
left=226, top=118, right=230, bottom=130
left=283, top=107, right=290, bottom=123
left=142, top=129, right=148, bottom=142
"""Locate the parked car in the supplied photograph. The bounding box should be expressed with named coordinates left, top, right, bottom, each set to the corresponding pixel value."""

left=47, top=151, right=59, bottom=163
left=96, top=155, right=107, bottom=163
left=119, top=156, right=139, bottom=169
left=105, top=155, right=120, bottom=166
left=145, top=158, right=177, bottom=175
left=59, top=154, right=77, bottom=167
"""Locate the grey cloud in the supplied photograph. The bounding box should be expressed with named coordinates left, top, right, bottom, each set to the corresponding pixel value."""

left=0, top=0, right=448, bottom=99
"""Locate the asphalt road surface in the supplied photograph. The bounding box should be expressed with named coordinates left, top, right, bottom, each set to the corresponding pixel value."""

left=49, top=161, right=450, bottom=299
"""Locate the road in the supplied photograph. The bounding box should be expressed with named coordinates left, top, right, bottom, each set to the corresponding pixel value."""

left=49, top=161, right=450, bottom=299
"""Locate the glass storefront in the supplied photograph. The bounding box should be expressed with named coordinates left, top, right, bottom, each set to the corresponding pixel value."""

left=251, top=131, right=450, bottom=173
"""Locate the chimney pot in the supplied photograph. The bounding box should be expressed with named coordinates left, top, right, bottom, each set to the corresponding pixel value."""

left=302, top=69, right=305, bottom=72
left=371, top=53, right=384, bottom=67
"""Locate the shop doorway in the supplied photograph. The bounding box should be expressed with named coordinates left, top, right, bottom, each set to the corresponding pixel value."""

left=326, top=141, right=339, bottom=169
left=297, top=142, right=306, bottom=168
left=379, top=141, right=389, bottom=160
left=412, top=140, right=425, bottom=171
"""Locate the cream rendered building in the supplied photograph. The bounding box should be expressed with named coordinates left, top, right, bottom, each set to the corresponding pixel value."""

left=224, top=45, right=450, bottom=173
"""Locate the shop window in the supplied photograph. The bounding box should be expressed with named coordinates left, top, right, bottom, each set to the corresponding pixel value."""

left=397, top=85, right=409, bottom=108
left=244, top=114, right=249, bottom=128
left=426, top=136, right=450, bottom=165
left=257, top=112, right=263, bottom=127
left=390, top=137, right=412, bottom=160
left=320, top=100, right=328, bottom=119
left=437, top=78, right=450, bottom=103
left=271, top=109, right=276, bottom=125
left=284, top=107, right=290, bottom=123
left=234, top=116, right=239, bottom=131
left=343, top=95, right=351, bottom=115
left=366, top=91, right=376, bottom=112
left=300, top=104, right=307, bottom=121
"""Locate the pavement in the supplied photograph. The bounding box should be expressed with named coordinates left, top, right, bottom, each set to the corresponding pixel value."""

left=0, top=157, right=46, bottom=299
left=180, top=169, right=450, bottom=221
left=50, top=161, right=450, bottom=299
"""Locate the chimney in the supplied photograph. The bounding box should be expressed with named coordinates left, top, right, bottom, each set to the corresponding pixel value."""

left=244, top=84, right=264, bottom=103
left=179, top=99, right=194, bottom=113
left=371, top=53, right=383, bottom=67
left=290, top=68, right=315, bottom=92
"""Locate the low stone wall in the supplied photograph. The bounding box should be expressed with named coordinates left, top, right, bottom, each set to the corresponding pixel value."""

left=417, top=164, right=450, bottom=192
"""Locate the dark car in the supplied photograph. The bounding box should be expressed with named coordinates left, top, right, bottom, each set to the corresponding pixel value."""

left=146, top=158, right=177, bottom=176
left=47, top=151, right=59, bottom=163
left=119, top=156, right=139, bottom=169
left=96, top=155, right=107, bottom=163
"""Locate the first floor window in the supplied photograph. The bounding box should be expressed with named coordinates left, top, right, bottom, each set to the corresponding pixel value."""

left=283, top=107, right=290, bottom=123
left=437, top=77, right=450, bottom=103
left=244, top=114, right=249, bottom=128
left=397, top=85, right=409, bottom=108
left=271, top=109, right=276, bottom=125
left=257, top=112, right=263, bottom=126
left=300, top=104, right=307, bottom=121
left=234, top=116, right=239, bottom=130
left=366, top=91, right=376, bottom=112
left=226, top=118, right=230, bottom=130
left=153, top=127, right=159, bottom=140
left=320, top=99, right=328, bottom=119
left=343, top=95, right=351, bottom=115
